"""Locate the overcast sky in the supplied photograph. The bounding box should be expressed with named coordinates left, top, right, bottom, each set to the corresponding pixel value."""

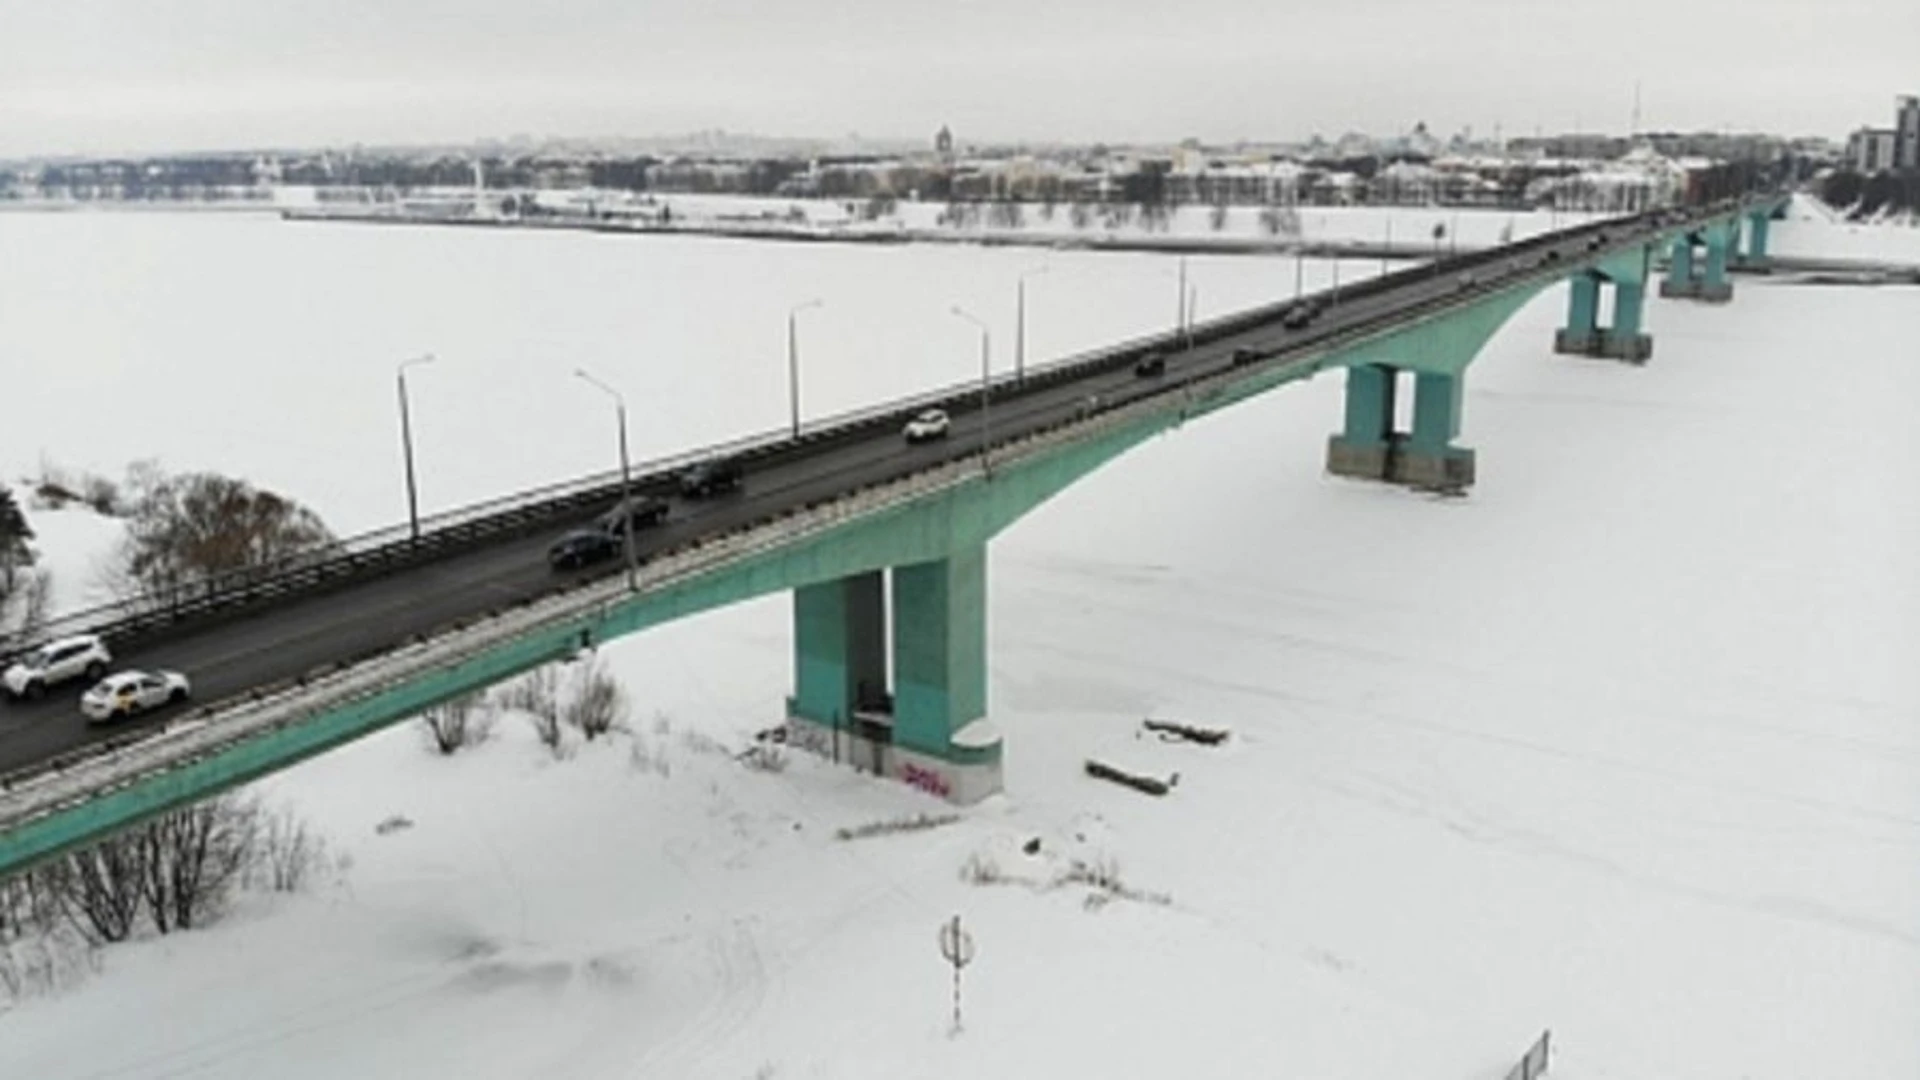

left=2, top=0, right=1914, bottom=158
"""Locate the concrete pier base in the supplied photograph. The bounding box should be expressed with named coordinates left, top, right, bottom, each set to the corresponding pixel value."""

left=783, top=713, right=1004, bottom=804
left=1327, top=435, right=1475, bottom=490
left=1554, top=329, right=1654, bottom=364
left=1326, top=435, right=1392, bottom=481
left=1392, top=445, right=1476, bottom=490
left=1659, top=279, right=1733, bottom=303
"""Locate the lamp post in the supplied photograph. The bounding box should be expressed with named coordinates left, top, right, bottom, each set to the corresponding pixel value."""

left=787, top=299, right=824, bottom=440
left=950, top=306, right=992, bottom=474
left=1293, top=246, right=1305, bottom=300
left=396, top=353, right=435, bottom=543
left=573, top=368, right=638, bottom=592
left=1382, top=219, right=1392, bottom=275
left=1015, top=265, right=1048, bottom=384
left=1176, top=256, right=1188, bottom=336
left=1186, top=284, right=1199, bottom=349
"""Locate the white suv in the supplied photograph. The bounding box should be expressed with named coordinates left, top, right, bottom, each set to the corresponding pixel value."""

left=3, top=634, right=113, bottom=700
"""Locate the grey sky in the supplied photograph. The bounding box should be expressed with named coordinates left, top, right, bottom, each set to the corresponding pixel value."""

left=2, top=0, right=1912, bottom=157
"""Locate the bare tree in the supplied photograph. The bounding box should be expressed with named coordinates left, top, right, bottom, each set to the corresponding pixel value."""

left=119, top=469, right=335, bottom=598
left=1209, top=199, right=1229, bottom=232
left=987, top=201, right=1025, bottom=230
left=138, top=796, right=260, bottom=934
left=55, top=838, right=146, bottom=944
left=253, top=806, right=329, bottom=893
left=421, top=690, right=491, bottom=755
left=563, top=657, right=625, bottom=742
left=0, top=487, right=32, bottom=595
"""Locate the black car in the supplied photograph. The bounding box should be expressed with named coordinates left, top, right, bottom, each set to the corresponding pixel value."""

left=678, top=457, right=744, bottom=499
left=1280, top=304, right=1314, bottom=330
left=1231, top=346, right=1261, bottom=367
left=547, top=528, right=621, bottom=570
left=597, top=494, right=670, bottom=535
left=1133, top=352, right=1167, bottom=378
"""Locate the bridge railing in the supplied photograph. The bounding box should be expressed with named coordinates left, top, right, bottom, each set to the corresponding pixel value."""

left=4, top=205, right=1722, bottom=667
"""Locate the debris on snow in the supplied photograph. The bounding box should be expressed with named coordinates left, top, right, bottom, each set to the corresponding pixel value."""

left=1141, top=718, right=1230, bottom=746
left=1085, top=759, right=1178, bottom=796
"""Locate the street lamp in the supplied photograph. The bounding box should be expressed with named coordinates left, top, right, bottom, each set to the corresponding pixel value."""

left=1186, top=283, right=1199, bottom=350
left=950, top=306, right=992, bottom=474
left=1015, top=265, right=1048, bottom=383
left=573, top=367, right=638, bottom=592
left=396, top=353, right=435, bottom=543
left=787, top=298, right=823, bottom=440
left=1176, top=256, right=1188, bottom=336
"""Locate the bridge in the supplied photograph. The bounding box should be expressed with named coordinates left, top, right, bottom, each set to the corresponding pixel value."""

left=0, top=195, right=1786, bottom=873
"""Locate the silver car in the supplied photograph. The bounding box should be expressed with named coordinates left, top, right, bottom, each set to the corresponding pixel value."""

left=80, top=669, right=192, bottom=723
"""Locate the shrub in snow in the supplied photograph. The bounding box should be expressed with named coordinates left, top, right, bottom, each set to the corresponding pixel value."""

left=627, top=733, right=671, bottom=778
left=81, top=474, right=121, bottom=516
left=739, top=743, right=787, bottom=773
left=835, top=813, right=961, bottom=842
left=502, top=668, right=566, bottom=756
left=959, top=853, right=1003, bottom=886
left=421, top=690, right=492, bottom=755
left=562, top=657, right=626, bottom=742
left=1061, top=858, right=1171, bottom=911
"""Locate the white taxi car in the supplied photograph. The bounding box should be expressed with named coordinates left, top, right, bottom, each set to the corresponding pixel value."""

left=80, top=669, right=192, bottom=723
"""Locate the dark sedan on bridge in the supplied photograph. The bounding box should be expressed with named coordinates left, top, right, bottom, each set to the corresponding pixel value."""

left=547, top=528, right=623, bottom=570
left=678, top=457, right=744, bottom=499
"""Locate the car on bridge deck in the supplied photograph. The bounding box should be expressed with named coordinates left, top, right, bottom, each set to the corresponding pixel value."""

left=1133, top=351, right=1167, bottom=377
left=902, top=408, right=951, bottom=443
left=3, top=633, right=112, bottom=700
left=678, top=457, right=744, bottom=499
left=1280, top=304, right=1315, bottom=330
left=1231, top=346, right=1261, bottom=367
left=547, top=527, right=622, bottom=570
left=597, top=494, right=670, bottom=536
left=80, top=669, right=190, bottom=724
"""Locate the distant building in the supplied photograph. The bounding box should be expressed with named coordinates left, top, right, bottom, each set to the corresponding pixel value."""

left=1848, top=127, right=1898, bottom=173
left=1896, top=95, right=1919, bottom=172
left=934, top=125, right=954, bottom=161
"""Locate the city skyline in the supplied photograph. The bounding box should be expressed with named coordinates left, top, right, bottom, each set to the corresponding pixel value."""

left=2, top=0, right=1913, bottom=158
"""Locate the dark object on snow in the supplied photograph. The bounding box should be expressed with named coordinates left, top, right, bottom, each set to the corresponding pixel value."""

left=1084, top=759, right=1174, bottom=796
left=1143, top=718, right=1230, bottom=746
left=1022, top=837, right=1042, bottom=856
left=375, top=814, right=414, bottom=836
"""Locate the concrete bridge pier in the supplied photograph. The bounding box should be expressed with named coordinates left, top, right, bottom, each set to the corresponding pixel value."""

left=1326, top=364, right=1474, bottom=491
left=1660, top=225, right=1734, bottom=303
left=1553, top=269, right=1653, bottom=364
left=1737, top=211, right=1772, bottom=270
left=786, top=549, right=1002, bottom=802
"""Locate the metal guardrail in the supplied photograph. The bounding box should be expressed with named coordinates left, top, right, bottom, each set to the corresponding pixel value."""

left=4, top=200, right=1754, bottom=669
